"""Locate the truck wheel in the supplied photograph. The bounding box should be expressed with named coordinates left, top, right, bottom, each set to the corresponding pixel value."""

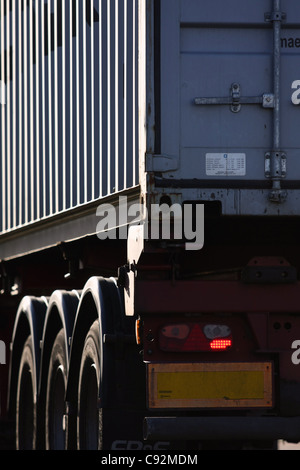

left=77, top=320, right=101, bottom=449
left=45, top=328, right=67, bottom=450
left=15, top=336, right=36, bottom=450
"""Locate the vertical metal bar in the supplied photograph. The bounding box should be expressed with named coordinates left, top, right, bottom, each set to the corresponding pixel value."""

left=18, top=0, right=22, bottom=225
left=107, top=0, right=111, bottom=194
left=12, top=0, right=21, bottom=227
left=69, top=0, right=73, bottom=207
left=0, top=1, right=2, bottom=232
left=123, top=0, right=127, bottom=189
left=90, top=0, right=95, bottom=200
left=12, top=0, right=17, bottom=228
left=41, top=0, right=46, bottom=217
left=76, top=0, right=80, bottom=205
left=269, top=0, right=286, bottom=203
left=24, top=0, right=28, bottom=223
left=61, top=0, right=66, bottom=211
left=48, top=0, right=53, bottom=215
left=29, top=0, right=34, bottom=221
left=6, top=0, right=11, bottom=229
left=83, top=0, right=87, bottom=203
left=273, top=0, right=281, bottom=152
left=54, top=0, right=59, bottom=212
left=132, top=0, right=136, bottom=185
left=1, top=0, right=6, bottom=231
left=115, top=0, right=119, bottom=193
left=99, top=0, right=102, bottom=198
left=35, top=0, right=40, bottom=219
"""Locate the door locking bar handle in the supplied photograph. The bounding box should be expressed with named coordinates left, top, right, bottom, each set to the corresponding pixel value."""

left=194, top=83, right=274, bottom=113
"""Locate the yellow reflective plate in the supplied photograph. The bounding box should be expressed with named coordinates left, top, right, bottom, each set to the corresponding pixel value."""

left=147, top=363, right=272, bottom=409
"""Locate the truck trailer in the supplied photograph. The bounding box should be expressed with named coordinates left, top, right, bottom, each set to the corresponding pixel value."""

left=1, top=0, right=300, bottom=450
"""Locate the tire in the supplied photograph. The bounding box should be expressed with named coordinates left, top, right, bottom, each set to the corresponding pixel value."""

left=77, top=320, right=101, bottom=450
left=45, top=328, right=68, bottom=450
left=16, top=336, right=37, bottom=450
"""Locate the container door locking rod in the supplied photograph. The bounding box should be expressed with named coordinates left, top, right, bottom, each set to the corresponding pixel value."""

left=265, top=0, right=287, bottom=203
left=194, top=0, right=287, bottom=204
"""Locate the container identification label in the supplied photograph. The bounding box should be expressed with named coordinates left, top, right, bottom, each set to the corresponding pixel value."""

left=206, top=153, right=246, bottom=177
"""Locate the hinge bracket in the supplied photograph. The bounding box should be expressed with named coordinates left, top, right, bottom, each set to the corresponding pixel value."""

left=145, top=153, right=178, bottom=172
left=265, top=151, right=287, bottom=203
left=265, top=151, right=287, bottom=179
left=265, top=11, right=286, bottom=22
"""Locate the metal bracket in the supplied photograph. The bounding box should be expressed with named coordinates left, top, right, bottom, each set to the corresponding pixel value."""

left=242, top=265, right=296, bottom=284
left=265, top=1, right=287, bottom=204
left=145, top=153, right=178, bottom=172
left=265, top=151, right=287, bottom=179
left=194, top=83, right=274, bottom=113
left=262, top=94, right=275, bottom=108
left=265, top=151, right=287, bottom=203
left=123, top=224, right=145, bottom=317
left=242, top=257, right=296, bottom=284
left=231, top=83, right=241, bottom=113
left=0, top=261, right=8, bottom=295
left=265, top=11, right=286, bottom=22
left=59, top=241, right=81, bottom=279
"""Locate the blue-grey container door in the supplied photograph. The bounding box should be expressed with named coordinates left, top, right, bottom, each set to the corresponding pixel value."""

left=159, top=0, right=300, bottom=215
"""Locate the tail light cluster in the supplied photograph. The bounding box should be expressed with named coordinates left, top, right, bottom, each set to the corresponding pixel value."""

left=159, top=323, right=232, bottom=352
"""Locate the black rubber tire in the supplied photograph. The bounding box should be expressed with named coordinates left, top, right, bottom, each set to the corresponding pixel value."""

left=77, top=320, right=101, bottom=450
left=45, top=328, right=68, bottom=450
left=15, top=336, right=37, bottom=450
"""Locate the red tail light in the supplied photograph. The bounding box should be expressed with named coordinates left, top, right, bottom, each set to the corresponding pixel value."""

left=159, top=323, right=232, bottom=352
left=210, top=339, right=232, bottom=350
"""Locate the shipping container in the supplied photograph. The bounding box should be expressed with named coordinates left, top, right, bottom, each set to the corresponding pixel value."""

left=2, top=0, right=300, bottom=451
left=0, top=0, right=142, bottom=260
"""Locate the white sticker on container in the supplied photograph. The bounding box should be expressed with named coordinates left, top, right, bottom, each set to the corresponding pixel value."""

left=206, top=153, right=246, bottom=177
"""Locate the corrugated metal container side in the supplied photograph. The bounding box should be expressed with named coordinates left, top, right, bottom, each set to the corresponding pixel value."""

left=0, top=0, right=140, bottom=238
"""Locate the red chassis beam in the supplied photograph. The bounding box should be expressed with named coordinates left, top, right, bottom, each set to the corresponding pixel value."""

left=135, top=280, right=300, bottom=315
